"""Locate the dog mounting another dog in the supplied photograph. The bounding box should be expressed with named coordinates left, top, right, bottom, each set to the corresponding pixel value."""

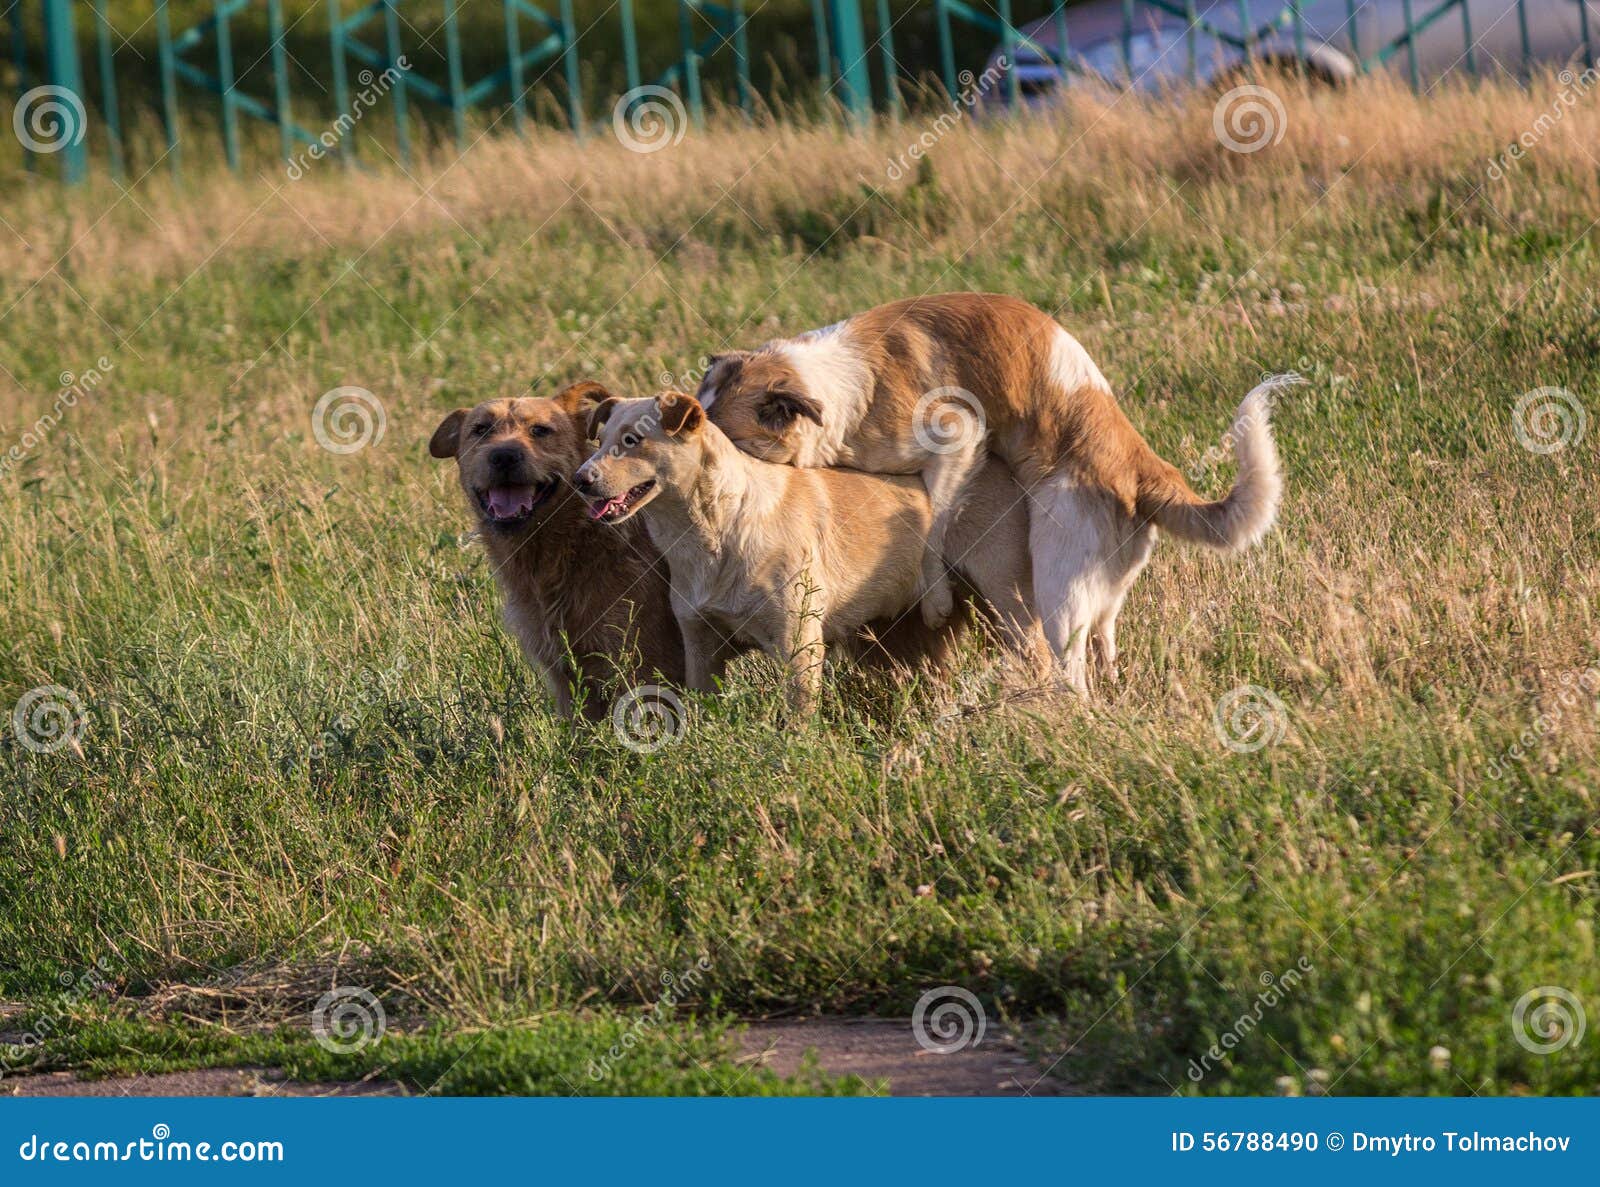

left=433, top=291, right=1286, bottom=717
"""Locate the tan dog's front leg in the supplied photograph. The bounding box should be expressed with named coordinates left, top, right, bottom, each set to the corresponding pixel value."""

left=917, top=440, right=984, bottom=629
left=679, top=616, right=728, bottom=694
left=781, top=616, right=827, bottom=716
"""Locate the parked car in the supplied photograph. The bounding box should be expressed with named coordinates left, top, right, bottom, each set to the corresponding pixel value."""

left=980, top=0, right=1597, bottom=104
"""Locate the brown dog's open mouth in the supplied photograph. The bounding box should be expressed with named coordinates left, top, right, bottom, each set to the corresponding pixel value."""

left=586, top=480, right=656, bottom=523
left=477, top=479, right=557, bottom=528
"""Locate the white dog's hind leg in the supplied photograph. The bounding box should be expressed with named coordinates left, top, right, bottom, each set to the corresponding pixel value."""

left=1029, top=475, right=1115, bottom=696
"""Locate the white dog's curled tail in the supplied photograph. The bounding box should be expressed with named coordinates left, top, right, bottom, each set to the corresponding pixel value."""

left=1142, top=373, right=1296, bottom=551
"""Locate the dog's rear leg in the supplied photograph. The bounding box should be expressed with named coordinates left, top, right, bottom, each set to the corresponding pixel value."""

left=917, top=440, right=984, bottom=629
left=1028, top=476, right=1110, bottom=697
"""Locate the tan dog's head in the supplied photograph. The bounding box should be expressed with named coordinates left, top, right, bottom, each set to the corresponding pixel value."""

left=574, top=391, right=706, bottom=525
left=429, top=381, right=610, bottom=535
left=695, top=350, right=822, bottom=464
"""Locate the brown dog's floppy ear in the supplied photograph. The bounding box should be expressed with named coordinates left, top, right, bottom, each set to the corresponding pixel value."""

left=756, top=387, right=824, bottom=431
left=554, top=380, right=614, bottom=414
left=429, top=409, right=468, bottom=458
left=658, top=391, right=705, bottom=437
left=586, top=397, right=620, bottom=441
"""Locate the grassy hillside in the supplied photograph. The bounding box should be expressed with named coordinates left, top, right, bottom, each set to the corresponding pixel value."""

left=1, top=75, right=1597, bottom=1095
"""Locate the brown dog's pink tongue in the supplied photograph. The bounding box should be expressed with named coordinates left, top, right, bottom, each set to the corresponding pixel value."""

left=487, top=487, right=532, bottom=518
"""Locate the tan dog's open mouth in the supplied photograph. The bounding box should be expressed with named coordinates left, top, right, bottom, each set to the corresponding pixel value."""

left=586, top=480, right=656, bottom=523
left=476, top=479, right=557, bottom=528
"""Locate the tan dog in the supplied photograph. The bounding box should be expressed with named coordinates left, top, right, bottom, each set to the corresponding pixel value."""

left=429, top=382, right=684, bottom=720
left=574, top=391, right=1047, bottom=713
left=697, top=292, right=1285, bottom=694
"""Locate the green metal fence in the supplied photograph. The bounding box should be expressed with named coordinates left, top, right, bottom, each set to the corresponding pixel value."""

left=7, top=0, right=1598, bottom=183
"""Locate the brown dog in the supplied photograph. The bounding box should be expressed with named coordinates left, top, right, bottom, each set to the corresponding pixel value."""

left=429, top=382, right=684, bottom=720
left=575, top=392, right=1048, bottom=713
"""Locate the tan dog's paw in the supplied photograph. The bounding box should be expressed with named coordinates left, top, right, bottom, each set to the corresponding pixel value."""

left=919, top=578, right=956, bottom=629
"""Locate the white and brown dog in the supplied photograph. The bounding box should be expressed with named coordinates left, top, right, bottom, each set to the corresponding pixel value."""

left=697, top=292, right=1286, bottom=693
left=574, top=391, right=1049, bottom=713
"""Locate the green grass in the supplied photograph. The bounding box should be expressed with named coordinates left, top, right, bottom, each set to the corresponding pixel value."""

left=1, top=77, right=1598, bottom=1095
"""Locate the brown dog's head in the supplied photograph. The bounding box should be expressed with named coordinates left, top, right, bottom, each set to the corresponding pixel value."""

left=695, top=350, right=823, bottom=464
left=429, top=381, right=610, bottom=535
left=573, top=391, right=706, bottom=525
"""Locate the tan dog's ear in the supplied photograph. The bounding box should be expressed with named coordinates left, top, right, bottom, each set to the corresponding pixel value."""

left=429, top=409, right=468, bottom=458
left=554, top=380, right=614, bottom=414
left=659, top=391, right=705, bottom=436
left=586, top=397, right=620, bottom=441
left=757, top=386, right=824, bottom=430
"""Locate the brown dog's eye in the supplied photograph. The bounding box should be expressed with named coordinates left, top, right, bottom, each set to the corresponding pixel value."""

left=530, top=424, right=553, bottom=439
left=470, top=423, right=491, bottom=437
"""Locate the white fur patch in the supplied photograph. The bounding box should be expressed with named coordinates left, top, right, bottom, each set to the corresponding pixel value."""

left=1047, top=327, right=1112, bottom=396
left=774, top=331, right=874, bottom=462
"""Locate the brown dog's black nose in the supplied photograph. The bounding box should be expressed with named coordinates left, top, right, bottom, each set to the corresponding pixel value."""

left=487, top=445, right=524, bottom=474
left=573, top=467, right=599, bottom=496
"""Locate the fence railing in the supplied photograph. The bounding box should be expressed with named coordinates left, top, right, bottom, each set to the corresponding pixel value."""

left=8, top=0, right=1599, bottom=183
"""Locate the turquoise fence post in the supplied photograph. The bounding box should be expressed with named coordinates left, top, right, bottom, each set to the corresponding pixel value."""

left=269, top=0, right=293, bottom=162
left=875, top=0, right=901, bottom=119
left=999, top=0, right=1017, bottom=104
left=621, top=0, right=642, bottom=92
left=1185, top=0, right=1199, bottom=81
left=1346, top=0, right=1361, bottom=64
left=559, top=0, right=583, bottom=135
left=827, top=0, right=872, bottom=124
left=41, top=0, right=89, bottom=183
left=1460, top=0, right=1475, bottom=73
left=382, top=0, right=411, bottom=165
left=1399, top=0, right=1420, bottom=89
left=155, top=0, right=181, bottom=174
left=1123, top=0, right=1136, bottom=77
left=812, top=0, right=833, bottom=92
left=329, top=0, right=355, bottom=163
left=9, top=0, right=30, bottom=173
left=678, top=1, right=703, bottom=129
left=1235, top=0, right=1252, bottom=63
left=504, top=0, right=528, bottom=135
left=215, top=0, right=241, bottom=172
left=445, top=0, right=467, bottom=147
left=1516, top=0, right=1531, bottom=72
left=734, top=0, right=752, bottom=118
left=94, top=0, right=124, bottom=178
left=936, top=0, right=955, bottom=97
left=1052, top=3, right=1073, bottom=84
left=1291, top=0, right=1307, bottom=67
left=1580, top=0, right=1594, bottom=68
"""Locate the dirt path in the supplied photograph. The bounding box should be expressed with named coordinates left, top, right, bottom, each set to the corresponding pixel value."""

left=2, top=1018, right=1060, bottom=1097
